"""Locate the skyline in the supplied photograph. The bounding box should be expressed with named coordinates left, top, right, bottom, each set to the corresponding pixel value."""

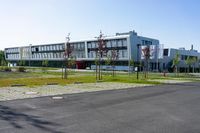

left=0, top=0, right=200, bottom=51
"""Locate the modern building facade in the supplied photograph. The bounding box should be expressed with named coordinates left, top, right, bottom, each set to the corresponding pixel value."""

left=161, top=47, right=200, bottom=72
left=4, top=30, right=160, bottom=70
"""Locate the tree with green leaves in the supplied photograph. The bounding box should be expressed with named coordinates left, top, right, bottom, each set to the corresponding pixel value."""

left=42, top=60, right=48, bottom=67
left=105, top=55, right=112, bottom=67
left=105, top=55, right=112, bottom=75
left=198, top=59, right=200, bottom=73
left=0, top=50, right=7, bottom=66
left=142, top=46, right=151, bottom=79
left=95, top=31, right=108, bottom=81
left=94, top=57, right=100, bottom=80
left=42, top=60, right=49, bottom=73
left=68, top=57, right=76, bottom=69
left=191, top=57, right=197, bottom=73
left=110, top=49, right=119, bottom=77
left=67, top=57, right=76, bottom=74
left=185, top=56, right=193, bottom=73
left=172, top=52, right=180, bottom=75
left=19, top=60, right=25, bottom=66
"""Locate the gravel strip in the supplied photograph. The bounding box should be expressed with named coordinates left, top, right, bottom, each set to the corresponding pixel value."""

left=148, top=79, right=193, bottom=83
left=0, top=82, right=151, bottom=101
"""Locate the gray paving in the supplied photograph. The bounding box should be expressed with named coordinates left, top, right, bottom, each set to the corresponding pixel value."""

left=1, top=82, right=200, bottom=133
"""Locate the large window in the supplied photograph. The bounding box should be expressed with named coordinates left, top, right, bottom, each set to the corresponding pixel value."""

left=142, top=40, right=152, bottom=45
left=112, top=40, right=117, bottom=47
left=163, top=49, right=169, bottom=56
left=117, top=40, right=123, bottom=47
left=107, top=41, right=112, bottom=47
left=122, top=39, right=127, bottom=47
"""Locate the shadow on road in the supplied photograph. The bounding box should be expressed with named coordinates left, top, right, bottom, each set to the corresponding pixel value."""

left=0, top=105, right=63, bottom=133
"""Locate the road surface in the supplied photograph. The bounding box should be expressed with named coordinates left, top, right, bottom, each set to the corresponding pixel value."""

left=0, top=82, right=200, bottom=133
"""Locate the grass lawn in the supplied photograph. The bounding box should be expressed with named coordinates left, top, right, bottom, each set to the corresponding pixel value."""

left=0, top=71, right=162, bottom=87
left=0, top=69, right=198, bottom=87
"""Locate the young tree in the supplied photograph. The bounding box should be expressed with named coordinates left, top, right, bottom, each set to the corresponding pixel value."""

left=185, top=56, right=193, bottom=73
left=42, top=60, right=49, bottom=67
left=110, top=49, right=119, bottom=77
left=172, top=52, right=180, bottom=75
left=94, top=57, right=100, bottom=80
left=67, top=56, right=76, bottom=74
left=142, top=46, right=151, bottom=79
left=95, top=31, right=108, bottom=80
left=19, top=60, right=25, bottom=66
left=105, top=55, right=112, bottom=74
left=198, top=59, right=200, bottom=73
left=0, top=51, right=7, bottom=66
left=68, top=57, right=76, bottom=69
left=42, top=60, right=49, bottom=73
left=191, top=57, right=197, bottom=73
left=63, top=34, right=73, bottom=79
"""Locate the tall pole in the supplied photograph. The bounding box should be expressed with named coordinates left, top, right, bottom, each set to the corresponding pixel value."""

left=128, top=43, right=131, bottom=76
left=137, top=44, right=140, bottom=80
left=156, top=44, right=159, bottom=72
left=29, top=44, right=32, bottom=67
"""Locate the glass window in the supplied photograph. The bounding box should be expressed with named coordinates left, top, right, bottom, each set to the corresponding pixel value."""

left=107, top=41, right=111, bottom=47
left=91, top=42, right=96, bottom=48
left=112, top=40, right=117, bottom=47
left=118, top=40, right=123, bottom=47
left=118, top=50, right=122, bottom=58
left=163, top=49, right=168, bottom=56
left=87, top=42, right=92, bottom=48
left=123, top=39, right=127, bottom=47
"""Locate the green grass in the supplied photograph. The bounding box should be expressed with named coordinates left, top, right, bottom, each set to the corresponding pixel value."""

left=103, top=75, right=161, bottom=85
left=0, top=76, right=96, bottom=87
left=0, top=70, right=198, bottom=87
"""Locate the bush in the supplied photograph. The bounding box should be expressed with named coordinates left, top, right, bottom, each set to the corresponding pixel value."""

left=0, top=66, right=12, bottom=72
left=17, top=66, right=26, bottom=72
left=0, top=66, right=3, bottom=71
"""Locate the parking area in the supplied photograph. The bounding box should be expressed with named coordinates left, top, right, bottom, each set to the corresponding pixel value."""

left=0, top=82, right=200, bottom=133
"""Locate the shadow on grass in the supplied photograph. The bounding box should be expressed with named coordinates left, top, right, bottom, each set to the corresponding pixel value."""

left=0, top=105, right=63, bottom=133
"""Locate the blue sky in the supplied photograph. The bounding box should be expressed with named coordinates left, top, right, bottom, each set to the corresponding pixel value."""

left=0, top=0, right=200, bottom=51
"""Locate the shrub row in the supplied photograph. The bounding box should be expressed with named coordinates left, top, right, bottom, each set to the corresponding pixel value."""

left=0, top=66, right=12, bottom=72
left=0, top=66, right=26, bottom=72
left=17, top=66, right=26, bottom=72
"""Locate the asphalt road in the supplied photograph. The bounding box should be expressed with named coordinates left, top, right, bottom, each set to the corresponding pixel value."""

left=1, top=82, right=200, bottom=133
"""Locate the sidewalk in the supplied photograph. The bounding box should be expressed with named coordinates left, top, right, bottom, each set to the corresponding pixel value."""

left=0, top=82, right=151, bottom=101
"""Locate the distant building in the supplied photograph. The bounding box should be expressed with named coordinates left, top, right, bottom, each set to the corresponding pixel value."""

left=161, top=47, right=200, bottom=72
left=4, top=30, right=160, bottom=70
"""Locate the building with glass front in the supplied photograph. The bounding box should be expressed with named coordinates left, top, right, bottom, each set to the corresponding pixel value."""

left=4, top=30, right=160, bottom=70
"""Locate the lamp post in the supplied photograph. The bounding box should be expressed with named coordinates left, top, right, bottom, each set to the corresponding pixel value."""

left=64, top=33, right=70, bottom=79
left=137, top=44, right=140, bottom=80
left=29, top=44, right=32, bottom=67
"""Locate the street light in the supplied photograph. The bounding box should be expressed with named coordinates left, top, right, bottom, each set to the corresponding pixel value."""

left=137, top=44, right=140, bottom=80
left=29, top=44, right=32, bottom=67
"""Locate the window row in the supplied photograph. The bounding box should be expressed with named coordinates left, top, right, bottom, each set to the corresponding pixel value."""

left=87, top=39, right=127, bottom=49
left=88, top=50, right=128, bottom=58
left=7, top=54, right=20, bottom=59
left=6, top=48, right=19, bottom=53
left=32, top=52, right=64, bottom=59
left=71, top=43, right=85, bottom=50
left=32, top=44, right=64, bottom=52
left=71, top=52, right=85, bottom=58
left=142, top=40, right=152, bottom=45
left=181, top=55, right=198, bottom=61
